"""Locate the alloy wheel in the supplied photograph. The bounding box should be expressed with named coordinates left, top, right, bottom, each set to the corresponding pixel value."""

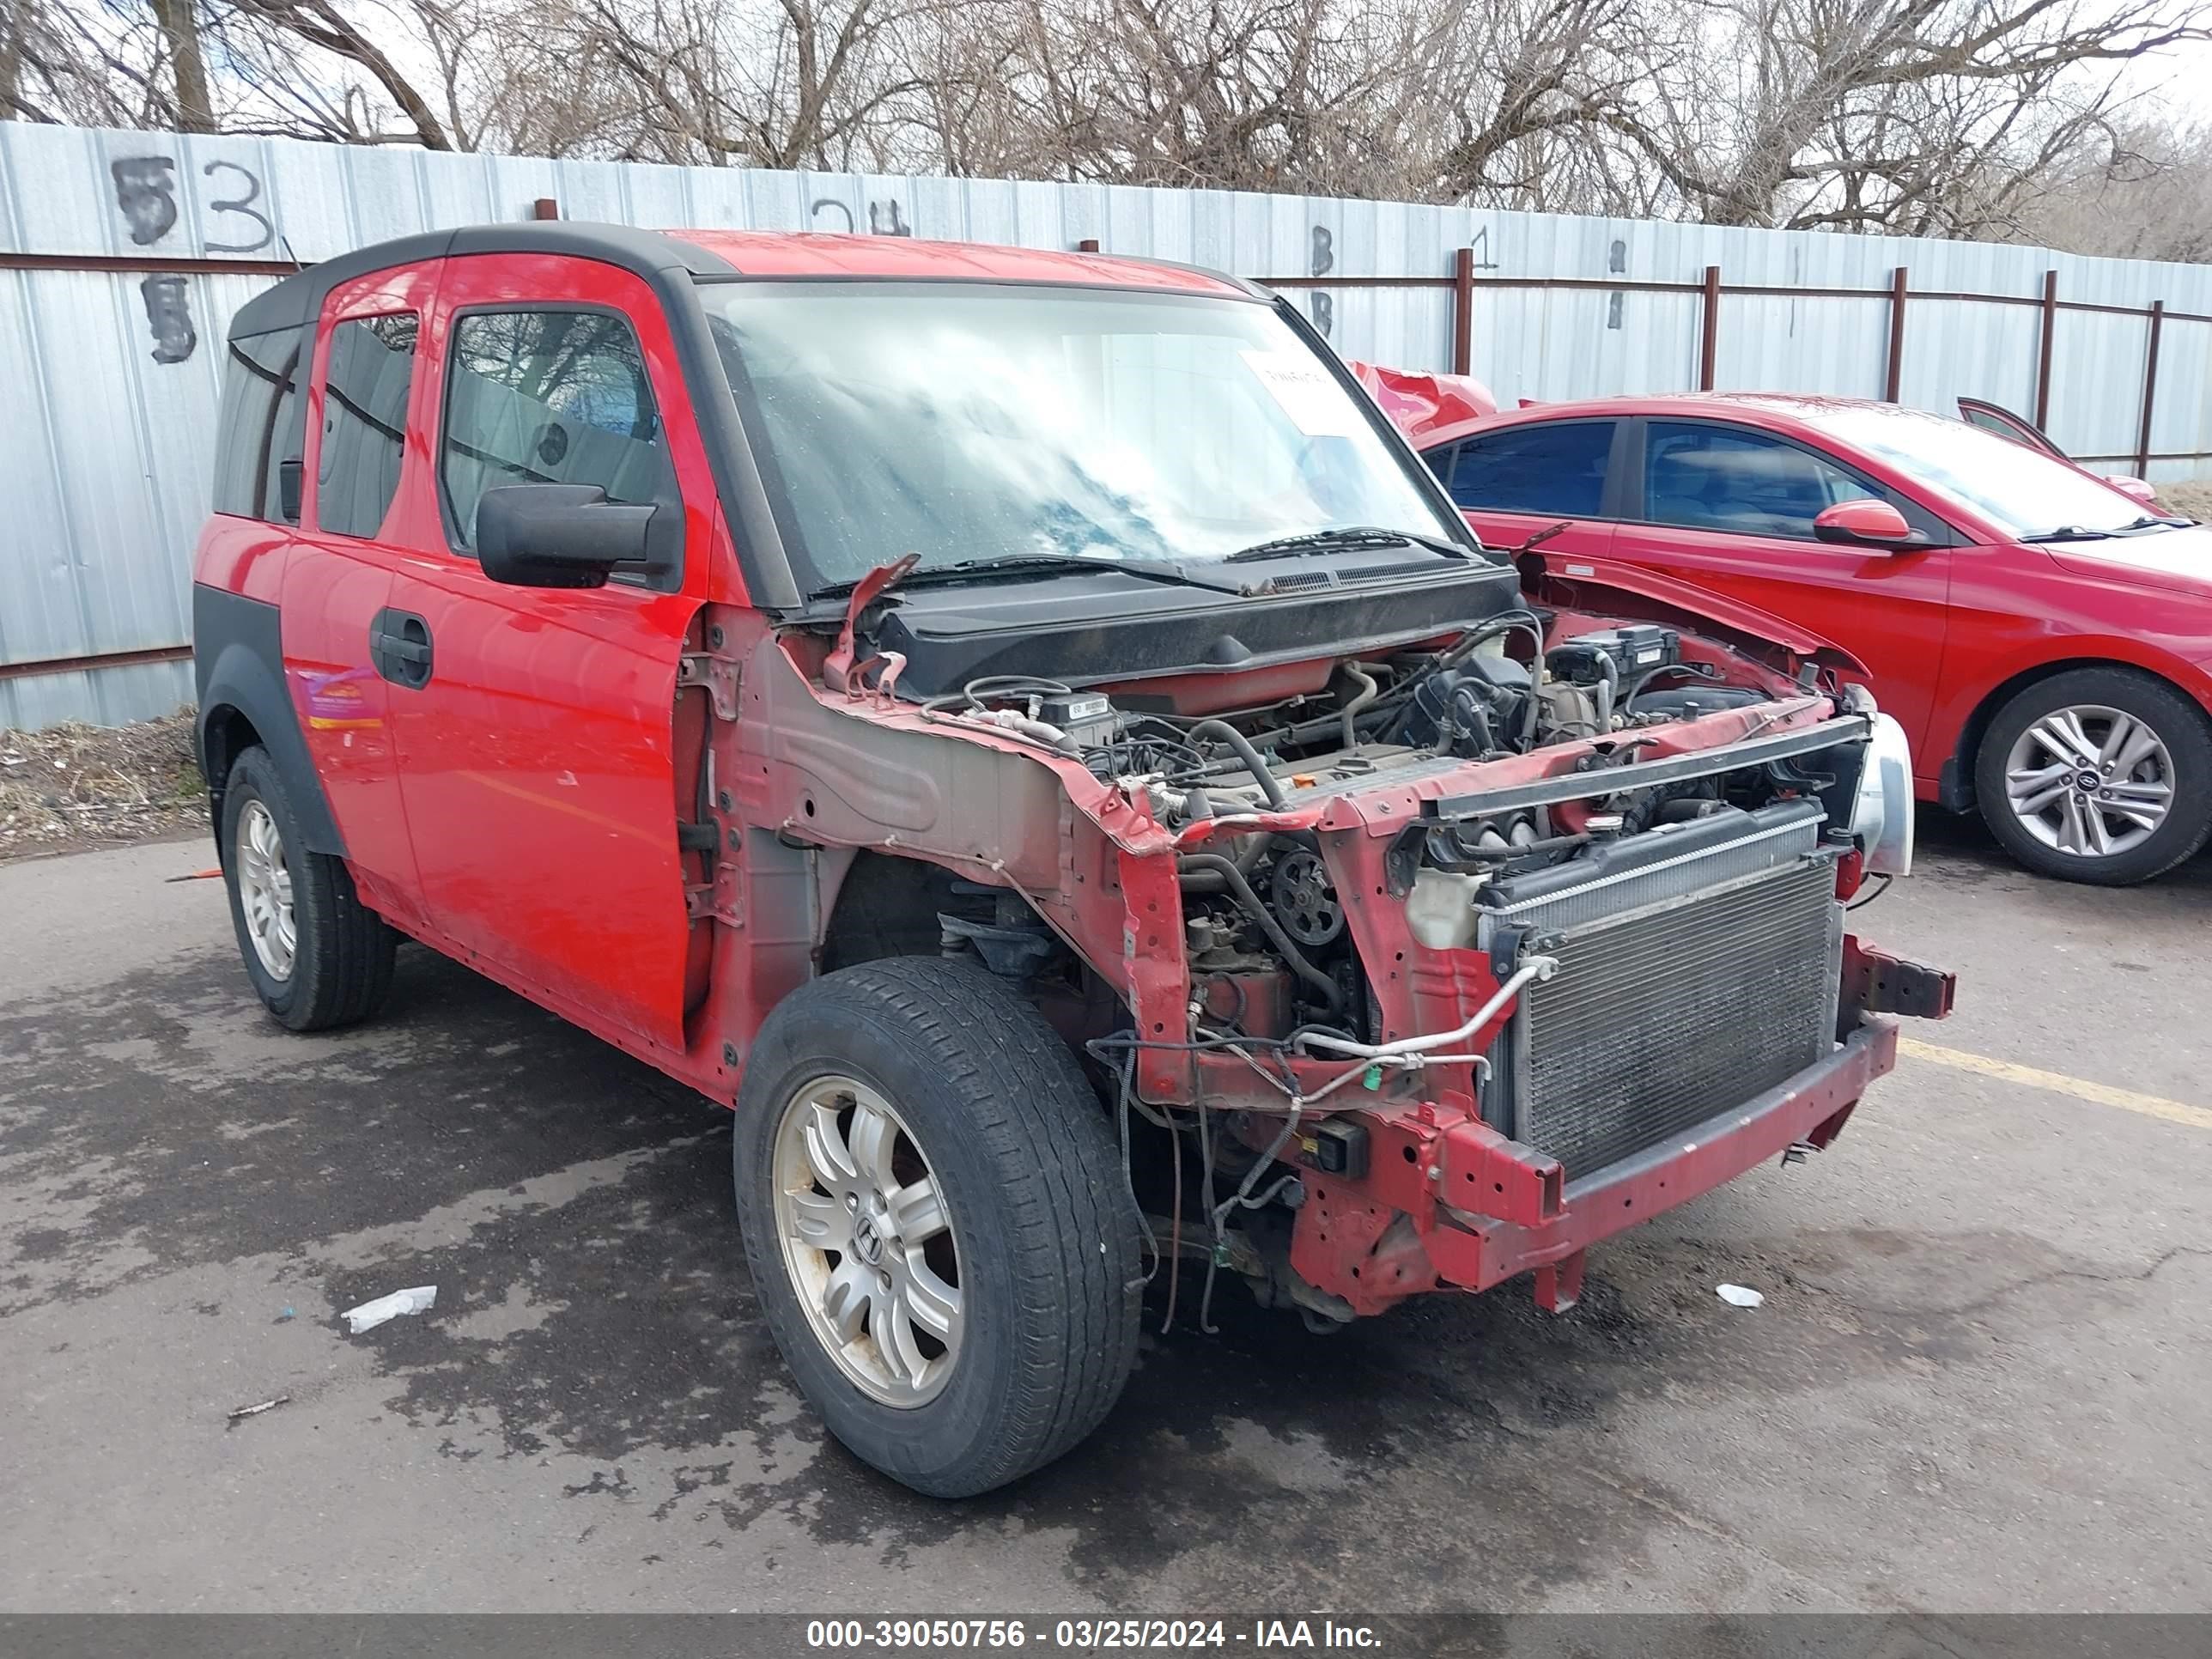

left=234, top=799, right=297, bottom=980
left=2002, top=703, right=2174, bottom=860
left=770, top=1073, right=963, bottom=1407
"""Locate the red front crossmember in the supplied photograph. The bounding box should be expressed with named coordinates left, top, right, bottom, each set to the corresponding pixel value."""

left=1244, top=944, right=1950, bottom=1318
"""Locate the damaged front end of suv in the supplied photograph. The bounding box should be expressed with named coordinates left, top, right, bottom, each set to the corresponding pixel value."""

left=739, top=539, right=1947, bottom=1333
left=699, top=268, right=1951, bottom=1338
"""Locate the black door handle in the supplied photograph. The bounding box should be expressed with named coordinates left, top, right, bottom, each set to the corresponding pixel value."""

left=369, top=608, right=434, bottom=689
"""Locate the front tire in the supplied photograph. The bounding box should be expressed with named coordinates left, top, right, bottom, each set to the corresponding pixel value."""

left=221, top=746, right=398, bottom=1030
left=1974, top=667, right=2212, bottom=885
left=732, top=957, right=1142, bottom=1498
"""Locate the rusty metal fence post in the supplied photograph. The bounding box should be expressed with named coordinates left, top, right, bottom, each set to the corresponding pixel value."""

left=2033, top=269, right=2058, bottom=428
left=1884, top=268, right=1908, bottom=402
left=1452, top=247, right=1474, bottom=375
left=2136, top=300, right=2166, bottom=479
left=1698, top=265, right=1722, bottom=390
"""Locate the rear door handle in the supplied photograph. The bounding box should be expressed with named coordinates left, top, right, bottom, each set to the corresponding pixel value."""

left=370, top=608, right=434, bottom=689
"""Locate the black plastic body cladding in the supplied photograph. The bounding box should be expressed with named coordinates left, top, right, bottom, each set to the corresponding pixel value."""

left=191, top=583, right=345, bottom=859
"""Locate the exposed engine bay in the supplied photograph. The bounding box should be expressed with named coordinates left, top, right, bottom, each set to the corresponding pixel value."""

left=838, top=584, right=1919, bottom=1330
left=918, top=607, right=1837, bottom=1031
left=796, top=556, right=1931, bottom=1335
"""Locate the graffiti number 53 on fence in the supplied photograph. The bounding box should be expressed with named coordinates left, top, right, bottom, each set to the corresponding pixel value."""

left=106, top=153, right=276, bottom=255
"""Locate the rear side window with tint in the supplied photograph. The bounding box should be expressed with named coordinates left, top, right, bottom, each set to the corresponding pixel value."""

left=1448, top=422, right=1613, bottom=515
left=211, top=328, right=301, bottom=521
left=316, top=313, right=419, bottom=539
left=439, top=309, right=675, bottom=552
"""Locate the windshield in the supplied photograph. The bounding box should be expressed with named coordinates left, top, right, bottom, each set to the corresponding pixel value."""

left=1797, top=404, right=2156, bottom=540
left=700, top=281, right=1466, bottom=592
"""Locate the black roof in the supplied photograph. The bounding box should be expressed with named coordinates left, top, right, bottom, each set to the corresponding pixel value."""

left=227, top=222, right=737, bottom=339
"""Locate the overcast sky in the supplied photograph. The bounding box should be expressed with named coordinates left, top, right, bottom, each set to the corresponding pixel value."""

left=2124, top=34, right=2212, bottom=119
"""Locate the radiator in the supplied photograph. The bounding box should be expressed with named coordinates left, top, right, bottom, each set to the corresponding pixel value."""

left=1477, top=800, right=1844, bottom=1180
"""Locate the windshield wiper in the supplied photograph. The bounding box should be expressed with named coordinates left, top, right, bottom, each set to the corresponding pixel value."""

left=2023, top=515, right=2191, bottom=544
left=1225, top=526, right=1473, bottom=563
left=807, top=552, right=1242, bottom=600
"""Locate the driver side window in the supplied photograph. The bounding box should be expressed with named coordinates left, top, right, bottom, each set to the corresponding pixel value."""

left=1644, top=421, right=1869, bottom=541
left=440, top=308, right=676, bottom=553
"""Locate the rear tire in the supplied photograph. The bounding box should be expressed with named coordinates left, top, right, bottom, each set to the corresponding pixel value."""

left=1974, top=667, right=2212, bottom=885
left=732, top=956, right=1142, bottom=1498
left=221, top=746, right=398, bottom=1030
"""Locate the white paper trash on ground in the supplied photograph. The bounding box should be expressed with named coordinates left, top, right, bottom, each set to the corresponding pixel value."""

left=1716, top=1283, right=1764, bottom=1308
left=341, top=1285, right=437, bottom=1334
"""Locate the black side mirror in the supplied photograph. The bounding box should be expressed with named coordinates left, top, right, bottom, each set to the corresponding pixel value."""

left=477, top=484, right=667, bottom=589
left=277, top=459, right=302, bottom=523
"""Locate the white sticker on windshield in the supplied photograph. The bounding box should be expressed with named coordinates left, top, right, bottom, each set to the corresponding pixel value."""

left=1241, top=350, right=1364, bottom=437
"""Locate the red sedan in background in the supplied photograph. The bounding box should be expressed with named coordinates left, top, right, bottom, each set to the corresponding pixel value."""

left=1410, top=393, right=2212, bottom=884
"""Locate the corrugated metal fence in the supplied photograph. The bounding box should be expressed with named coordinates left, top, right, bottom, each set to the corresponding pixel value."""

left=4, top=118, right=2211, bottom=729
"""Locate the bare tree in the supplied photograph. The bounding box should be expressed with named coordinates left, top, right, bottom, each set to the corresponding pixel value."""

left=222, top=0, right=457, bottom=146
left=1419, top=0, right=1656, bottom=210
left=3, top=0, right=2207, bottom=261
left=570, top=0, right=954, bottom=167
left=1, top=0, right=35, bottom=118
left=1593, top=0, right=2212, bottom=233
left=2014, top=118, right=2212, bottom=264
left=148, top=0, right=213, bottom=130
left=3, top=0, right=178, bottom=126
left=431, top=0, right=635, bottom=156
left=943, top=0, right=1353, bottom=191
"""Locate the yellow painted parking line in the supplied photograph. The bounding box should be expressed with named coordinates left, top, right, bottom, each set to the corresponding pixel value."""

left=1898, top=1036, right=2212, bottom=1133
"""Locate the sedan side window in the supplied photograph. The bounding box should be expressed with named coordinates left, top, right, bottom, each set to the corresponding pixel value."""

left=440, top=309, right=676, bottom=552
left=1644, top=421, right=1872, bottom=540
left=1446, top=422, right=1613, bottom=516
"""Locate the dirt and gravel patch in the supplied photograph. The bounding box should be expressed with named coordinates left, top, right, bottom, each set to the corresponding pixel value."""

left=2163, top=479, right=2212, bottom=521
left=0, top=712, right=206, bottom=863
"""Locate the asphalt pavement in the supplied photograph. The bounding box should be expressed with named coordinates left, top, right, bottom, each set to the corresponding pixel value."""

left=2, top=817, right=2208, bottom=1613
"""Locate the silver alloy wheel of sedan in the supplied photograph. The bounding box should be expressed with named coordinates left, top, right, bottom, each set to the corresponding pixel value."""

left=2002, top=702, right=2175, bottom=859
left=234, top=798, right=297, bottom=980
left=770, top=1073, right=963, bottom=1407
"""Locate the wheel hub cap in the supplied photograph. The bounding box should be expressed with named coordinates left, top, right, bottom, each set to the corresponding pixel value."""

left=2002, top=703, right=2175, bottom=860
left=851, top=1213, right=884, bottom=1267
left=234, top=799, right=296, bottom=981
left=770, top=1075, right=962, bottom=1408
